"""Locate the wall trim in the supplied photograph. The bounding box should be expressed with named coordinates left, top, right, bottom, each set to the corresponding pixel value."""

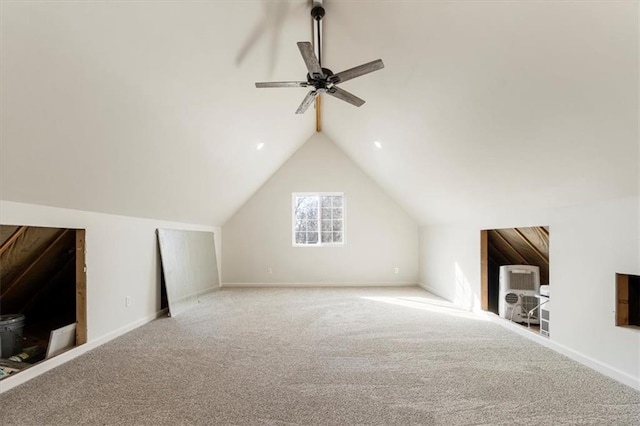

left=222, top=282, right=418, bottom=288
left=417, top=282, right=452, bottom=301
left=481, top=311, right=640, bottom=391
left=0, top=308, right=168, bottom=394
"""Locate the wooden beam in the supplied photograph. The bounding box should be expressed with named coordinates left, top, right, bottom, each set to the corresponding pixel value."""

left=480, top=230, right=488, bottom=311
left=316, top=95, right=322, bottom=132
left=514, top=227, right=549, bottom=265
left=76, top=229, right=87, bottom=345
left=491, top=230, right=529, bottom=265
left=0, top=226, right=27, bottom=257
left=487, top=240, right=511, bottom=266
left=1, top=229, right=70, bottom=298
left=616, top=273, right=629, bottom=326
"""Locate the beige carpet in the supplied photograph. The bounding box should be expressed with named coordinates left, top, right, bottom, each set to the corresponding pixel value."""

left=1, top=287, right=639, bottom=425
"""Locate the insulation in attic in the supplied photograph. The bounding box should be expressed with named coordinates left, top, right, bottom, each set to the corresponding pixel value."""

left=0, top=225, right=86, bottom=370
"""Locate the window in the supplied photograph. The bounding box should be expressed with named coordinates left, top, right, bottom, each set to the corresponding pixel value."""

left=292, top=193, right=345, bottom=246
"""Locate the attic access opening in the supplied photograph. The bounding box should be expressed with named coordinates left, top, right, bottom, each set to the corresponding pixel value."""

left=0, top=225, right=87, bottom=378
left=480, top=227, right=550, bottom=333
left=616, top=273, right=640, bottom=329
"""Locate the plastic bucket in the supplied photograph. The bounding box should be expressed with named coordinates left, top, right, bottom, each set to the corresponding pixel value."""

left=0, top=314, right=26, bottom=359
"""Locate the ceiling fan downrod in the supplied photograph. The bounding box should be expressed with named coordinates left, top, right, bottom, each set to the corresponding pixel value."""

left=311, top=3, right=325, bottom=68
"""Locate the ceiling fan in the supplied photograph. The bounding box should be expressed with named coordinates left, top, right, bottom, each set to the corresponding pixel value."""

left=255, top=3, right=384, bottom=115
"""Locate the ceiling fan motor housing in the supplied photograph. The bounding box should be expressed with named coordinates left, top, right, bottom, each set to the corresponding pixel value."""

left=307, top=68, right=334, bottom=89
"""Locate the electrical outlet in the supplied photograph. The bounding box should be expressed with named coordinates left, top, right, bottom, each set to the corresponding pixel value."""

left=394, top=267, right=400, bottom=274
left=267, top=267, right=273, bottom=274
left=125, top=296, right=131, bottom=307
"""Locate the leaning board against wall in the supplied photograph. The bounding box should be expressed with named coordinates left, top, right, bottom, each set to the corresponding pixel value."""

left=157, top=229, right=219, bottom=317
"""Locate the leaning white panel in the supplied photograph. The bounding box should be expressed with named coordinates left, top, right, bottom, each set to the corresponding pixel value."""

left=46, top=323, right=76, bottom=359
left=156, top=229, right=219, bottom=317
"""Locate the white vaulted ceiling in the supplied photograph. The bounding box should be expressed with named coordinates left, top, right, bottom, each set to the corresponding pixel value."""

left=1, top=1, right=638, bottom=226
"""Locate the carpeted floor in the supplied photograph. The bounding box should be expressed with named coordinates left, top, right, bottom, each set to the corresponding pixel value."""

left=1, top=287, right=639, bottom=425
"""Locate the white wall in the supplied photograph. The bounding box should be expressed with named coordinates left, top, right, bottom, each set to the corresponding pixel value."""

left=222, top=133, right=418, bottom=286
left=0, top=201, right=220, bottom=341
left=419, top=196, right=640, bottom=389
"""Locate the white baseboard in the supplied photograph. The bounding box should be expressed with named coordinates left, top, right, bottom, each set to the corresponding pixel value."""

left=221, top=282, right=418, bottom=288
left=417, top=282, right=452, bottom=301
left=483, top=311, right=640, bottom=391
left=0, top=309, right=168, bottom=394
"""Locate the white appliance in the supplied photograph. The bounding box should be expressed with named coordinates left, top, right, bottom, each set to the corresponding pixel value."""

left=499, top=265, right=540, bottom=324
left=538, top=285, right=550, bottom=337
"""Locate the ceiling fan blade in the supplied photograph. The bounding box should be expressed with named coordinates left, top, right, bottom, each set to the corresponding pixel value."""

left=329, top=59, right=384, bottom=84
left=255, top=81, right=309, bottom=88
left=327, top=87, right=365, bottom=107
left=295, top=90, right=317, bottom=114
left=297, top=41, right=324, bottom=78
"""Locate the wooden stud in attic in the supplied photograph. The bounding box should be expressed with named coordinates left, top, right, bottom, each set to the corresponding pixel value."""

left=488, top=240, right=512, bottom=266
left=480, top=230, right=488, bottom=311
left=513, top=227, right=549, bottom=266
left=540, top=226, right=550, bottom=238
left=76, top=229, right=87, bottom=345
left=491, top=230, right=529, bottom=265
left=0, top=226, right=27, bottom=257
left=616, top=274, right=629, bottom=326
left=1, top=229, right=71, bottom=299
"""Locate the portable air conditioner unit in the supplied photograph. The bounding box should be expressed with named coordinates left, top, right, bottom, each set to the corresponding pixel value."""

left=499, top=265, right=540, bottom=324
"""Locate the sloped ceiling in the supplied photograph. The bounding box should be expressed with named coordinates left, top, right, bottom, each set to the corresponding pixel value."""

left=1, top=1, right=638, bottom=226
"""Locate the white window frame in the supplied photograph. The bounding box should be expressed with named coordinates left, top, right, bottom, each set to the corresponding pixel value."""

left=291, top=192, right=346, bottom=247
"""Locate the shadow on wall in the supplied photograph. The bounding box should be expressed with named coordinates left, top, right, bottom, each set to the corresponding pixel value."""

left=235, top=2, right=307, bottom=76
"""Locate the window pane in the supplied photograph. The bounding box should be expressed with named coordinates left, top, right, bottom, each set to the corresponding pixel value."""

left=322, top=208, right=332, bottom=219
left=332, top=196, right=342, bottom=207
left=295, top=197, right=308, bottom=219
left=308, top=205, right=317, bottom=219
left=333, top=232, right=343, bottom=243
left=296, top=196, right=318, bottom=220
left=321, top=232, right=332, bottom=243
left=295, top=232, right=307, bottom=244
left=307, top=220, right=317, bottom=232
left=333, top=220, right=342, bottom=232
left=333, top=208, right=342, bottom=219
left=294, top=220, right=304, bottom=232
left=321, top=196, right=332, bottom=208
left=307, top=232, right=318, bottom=244
left=321, top=220, right=332, bottom=232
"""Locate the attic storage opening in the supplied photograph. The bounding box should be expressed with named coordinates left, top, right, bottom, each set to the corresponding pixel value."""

left=616, top=273, right=640, bottom=329
left=480, top=227, right=550, bottom=334
left=0, top=225, right=86, bottom=379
